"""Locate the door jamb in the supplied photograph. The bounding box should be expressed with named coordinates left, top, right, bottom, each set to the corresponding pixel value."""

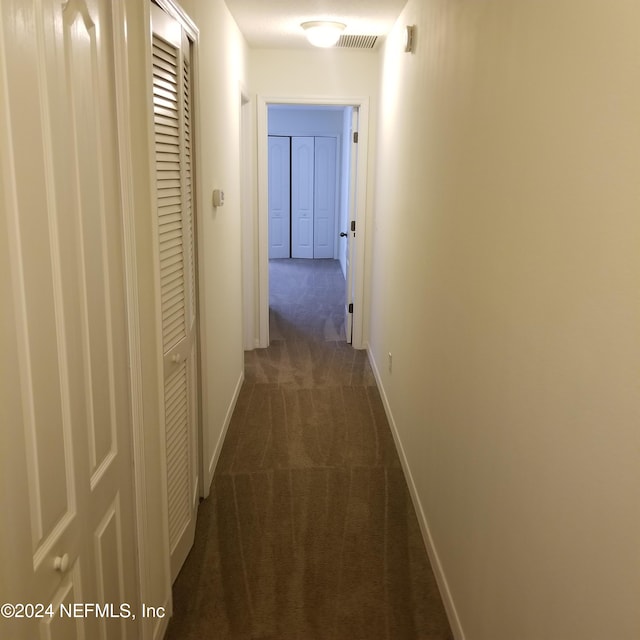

left=113, top=2, right=175, bottom=637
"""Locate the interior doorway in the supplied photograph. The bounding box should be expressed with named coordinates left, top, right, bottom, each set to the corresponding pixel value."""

left=267, top=104, right=353, bottom=341
left=257, top=98, right=369, bottom=349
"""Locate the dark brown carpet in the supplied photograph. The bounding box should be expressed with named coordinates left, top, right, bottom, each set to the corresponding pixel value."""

left=166, top=259, right=453, bottom=640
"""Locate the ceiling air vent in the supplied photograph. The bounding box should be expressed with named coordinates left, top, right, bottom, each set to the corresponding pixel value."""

left=336, top=34, right=378, bottom=49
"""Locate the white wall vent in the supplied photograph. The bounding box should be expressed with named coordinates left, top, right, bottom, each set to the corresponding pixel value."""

left=336, top=34, right=378, bottom=49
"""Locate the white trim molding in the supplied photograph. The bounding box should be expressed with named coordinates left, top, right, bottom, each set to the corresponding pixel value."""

left=112, top=3, right=156, bottom=638
left=206, top=369, right=244, bottom=493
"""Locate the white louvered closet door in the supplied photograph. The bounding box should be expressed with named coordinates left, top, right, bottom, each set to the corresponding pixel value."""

left=151, top=3, right=199, bottom=583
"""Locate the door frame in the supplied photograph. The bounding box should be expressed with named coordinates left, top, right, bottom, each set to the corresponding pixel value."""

left=112, top=2, right=162, bottom=634
left=255, top=95, right=370, bottom=349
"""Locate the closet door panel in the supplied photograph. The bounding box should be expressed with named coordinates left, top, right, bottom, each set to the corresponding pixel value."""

left=313, top=136, right=338, bottom=259
left=291, top=137, right=314, bottom=259
left=151, top=3, right=199, bottom=583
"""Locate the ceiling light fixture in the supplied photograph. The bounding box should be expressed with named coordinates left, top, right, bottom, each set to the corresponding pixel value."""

left=301, top=21, right=346, bottom=48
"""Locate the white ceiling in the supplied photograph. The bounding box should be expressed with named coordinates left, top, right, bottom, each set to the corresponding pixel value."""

left=224, top=0, right=407, bottom=49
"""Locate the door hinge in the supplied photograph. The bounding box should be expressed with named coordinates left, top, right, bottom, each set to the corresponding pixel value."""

left=348, top=303, right=354, bottom=314
left=353, top=131, right=359, bottom=143
left=350, top=220, right=356, bottom=233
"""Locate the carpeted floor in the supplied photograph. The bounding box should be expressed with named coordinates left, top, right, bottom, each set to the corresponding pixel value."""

left=166, top=258, right=453, bottom=640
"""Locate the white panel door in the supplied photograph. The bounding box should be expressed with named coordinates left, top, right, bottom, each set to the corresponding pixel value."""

left=313, top=136, right=338, bottom=259
left=268, top=136, right=291, bottom=259
left=151, top=4, right=199, bottom=583
left=291, top=137, right=314, bottom=259
left=345, top=109, right=360, bottom=344
left=1, top=0, right=138, bottom=638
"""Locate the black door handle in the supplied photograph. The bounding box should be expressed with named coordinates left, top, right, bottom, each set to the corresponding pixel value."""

left=339, top=232, right=348, bottom=237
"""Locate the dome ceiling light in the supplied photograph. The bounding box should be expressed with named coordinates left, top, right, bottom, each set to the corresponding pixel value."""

left=301, top=21, right=346, bottom=48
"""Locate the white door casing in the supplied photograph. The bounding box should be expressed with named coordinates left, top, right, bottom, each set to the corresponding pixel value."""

left=268, top=136, right=291, bottom=259
left=151, top=3, right=200, bottom=584
left=1, top=0, right=139, bottom=638
left=313, top=136, right=338, bottom=260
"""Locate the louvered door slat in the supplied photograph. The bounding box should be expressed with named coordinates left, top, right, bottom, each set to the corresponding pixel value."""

left=154, top=37, right=178, bottom=60
left=157, top=142, right=180, bottom=155
left=154, top=105, right=179, bottom=120
left=161, top=261, right=182, bottom=283
left=154, top=84, right=178, bottom=100
left=161, top=287, right=183, bottom=311
left=156, top=133, right=180, bottom=147
left=154, top=115, right=179, bottom=130
left=158, top=193, right=181, bottom=206
left=162, top=286, right=185, bottom=309
left=158, top=202, right=181, bottom=213
left=159, top=232, right=183, bottom=250
left=166, top=404, right=188, bottom=438
left=161, top=263, right=182, bottom=284
left=162, top=300, right=185, bottom=324
left=157, top=151, right=180, bottom=164
left=153, top=91, right=178, bottom=107
left=159, top=222, right=182, bottom=238
left=154, top=54, right=179, bottom=74
left=153, top=76, right=177, bottom=94
left=154, top=68, right=178, bottom=86
left=160, top=246, right=183, bottom=266
left=164, top=321, right=185, bottom=350
left=154, top=97, right=178, bottom=113
left=161, top=269, right=183, bottom=290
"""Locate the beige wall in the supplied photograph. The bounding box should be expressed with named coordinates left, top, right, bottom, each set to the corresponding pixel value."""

left=177, top=0, right=249, bottom=490
left=369, top=1, right=640, bottom=639
left=250, top=49, right=379, bottom=98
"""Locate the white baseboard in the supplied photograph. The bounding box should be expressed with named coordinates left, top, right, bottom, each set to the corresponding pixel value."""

left=366, top=347, right=466, bottom=640
left=206, top=369, right=244, bottom=492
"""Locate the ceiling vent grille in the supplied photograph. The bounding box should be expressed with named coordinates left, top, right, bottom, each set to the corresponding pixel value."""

left=336, top=34, right=378, bottom=49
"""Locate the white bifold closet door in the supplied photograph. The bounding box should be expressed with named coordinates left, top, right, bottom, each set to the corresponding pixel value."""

left=290, top=136, right=338, bottom=259
left=151, top=3, right=199, bottom=583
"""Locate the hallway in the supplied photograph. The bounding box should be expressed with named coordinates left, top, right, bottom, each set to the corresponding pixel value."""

left=166, top=259, right=453, bottom=639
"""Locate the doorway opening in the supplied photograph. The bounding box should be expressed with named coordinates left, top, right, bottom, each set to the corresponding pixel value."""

left=267, top=104, right=353, bottom=342
left=256, top=97, right=370, bottom=350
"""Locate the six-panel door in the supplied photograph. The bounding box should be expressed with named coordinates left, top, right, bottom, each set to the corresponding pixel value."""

left=1, top=0, right=139, bottom=637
